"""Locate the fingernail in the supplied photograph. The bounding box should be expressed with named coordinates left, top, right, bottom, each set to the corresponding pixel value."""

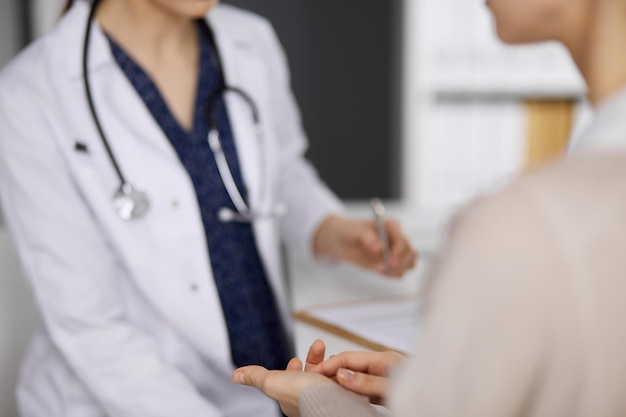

left=233, top=372, right=245, bottom=384
left=338, top=368, right=355, bottom=382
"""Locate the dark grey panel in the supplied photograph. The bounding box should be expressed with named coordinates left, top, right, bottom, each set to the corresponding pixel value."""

left=0, top=0, right=28, bottom=229
left=221, top=1, right=402, bottom=198
left=0, top=0, right=21, bottom=68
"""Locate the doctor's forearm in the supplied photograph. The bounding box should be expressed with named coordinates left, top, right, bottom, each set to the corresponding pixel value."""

left=312, top=215, right=344, bottom=259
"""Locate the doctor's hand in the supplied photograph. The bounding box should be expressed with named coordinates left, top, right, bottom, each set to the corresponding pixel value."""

left=303, top=340, right=404, bottom=405
left=313, top=215, right=418, bottom=277
left=232, top=357, right=332, bottom=417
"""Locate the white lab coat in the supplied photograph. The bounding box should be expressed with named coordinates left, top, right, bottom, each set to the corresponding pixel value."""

left=0, top=2, right=342, bottom=417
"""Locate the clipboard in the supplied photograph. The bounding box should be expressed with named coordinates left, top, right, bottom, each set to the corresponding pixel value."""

left=293, top=294, right=421, bottom=354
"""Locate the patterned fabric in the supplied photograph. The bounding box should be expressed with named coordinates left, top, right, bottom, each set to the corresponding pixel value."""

left=106, top=21, right=291, bottom=370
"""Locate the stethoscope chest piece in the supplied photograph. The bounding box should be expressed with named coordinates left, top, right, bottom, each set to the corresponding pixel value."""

left=113, top=183, right=150, bottom=221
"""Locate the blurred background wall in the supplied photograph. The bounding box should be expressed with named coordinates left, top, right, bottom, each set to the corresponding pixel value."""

left=222, top=0, right=404, bottom=199
left=0, top=1, right=21, bottom=68
left=402, top=0, right=586, bottom=210
left=0, top=2, right=41, bottom=417
left=0, top=232, right=38, bottom=417
left=0, top=1, right=585, bottom=416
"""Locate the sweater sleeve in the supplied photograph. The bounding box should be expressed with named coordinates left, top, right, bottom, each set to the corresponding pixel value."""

left=389, top=183, right=567, bottom=417
left=300, top=383, right=383, bottom=417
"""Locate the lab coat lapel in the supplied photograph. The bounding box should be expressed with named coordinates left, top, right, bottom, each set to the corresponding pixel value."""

left=64, top=2, right=270, bottom=207
left=100, top=46, right=182, bottom=162
left=106, top=71, right=178, bottom=161
left=62, top=2, right=177, bottom=161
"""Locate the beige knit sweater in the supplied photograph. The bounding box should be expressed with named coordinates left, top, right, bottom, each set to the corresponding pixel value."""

left=299, top=151, right=626, bottom=417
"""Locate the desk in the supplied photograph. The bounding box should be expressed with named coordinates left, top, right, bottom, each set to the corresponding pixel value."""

left=288, top=202, right=450, bottom=358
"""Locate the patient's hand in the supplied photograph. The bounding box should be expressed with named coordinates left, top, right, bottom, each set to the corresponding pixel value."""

left=305, top=340, right=405, bottom=405
left=302, top=339, right=327, bottom=371
left=232, top=357, right=331, bottom=417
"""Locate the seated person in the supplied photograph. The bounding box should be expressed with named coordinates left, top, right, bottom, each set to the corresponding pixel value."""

left=232, top=0, right=626, bottom=413
left=233, top=150, right=626, bottom=417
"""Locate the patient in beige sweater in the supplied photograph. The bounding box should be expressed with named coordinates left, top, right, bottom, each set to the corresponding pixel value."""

left=234, top=151, right=626, bottom=417
left=232, top=0, right=626, bottom=413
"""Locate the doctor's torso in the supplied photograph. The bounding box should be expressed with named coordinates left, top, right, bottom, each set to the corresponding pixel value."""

left=0, top=2, right=299, bottom=416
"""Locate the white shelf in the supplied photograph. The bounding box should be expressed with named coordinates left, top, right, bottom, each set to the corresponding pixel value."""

left=427, top=44, right=585, bottom=97
left=431, top=87, right=585, bottom=101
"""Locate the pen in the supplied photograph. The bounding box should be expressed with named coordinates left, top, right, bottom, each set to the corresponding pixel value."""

left=371, top=198, right=391, bottom=272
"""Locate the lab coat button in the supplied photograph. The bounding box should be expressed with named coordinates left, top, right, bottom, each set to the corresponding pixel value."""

left=190, top=283, right=199, bottom=292
left=171, top=199, right=180, bottom=208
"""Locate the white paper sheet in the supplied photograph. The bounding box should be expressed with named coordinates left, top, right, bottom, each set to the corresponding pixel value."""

left=297, top=295, right=421, bottom=353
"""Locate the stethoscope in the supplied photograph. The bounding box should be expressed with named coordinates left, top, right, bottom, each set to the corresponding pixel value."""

left=82, top=0, right=286, bottom=222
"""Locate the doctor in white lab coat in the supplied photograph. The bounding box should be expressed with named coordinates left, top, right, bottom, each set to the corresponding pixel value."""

left=0, top=1, right=417, bottom=416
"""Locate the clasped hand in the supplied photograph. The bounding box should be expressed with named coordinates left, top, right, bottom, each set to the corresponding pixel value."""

left=232, top=340, right=404, bottom=417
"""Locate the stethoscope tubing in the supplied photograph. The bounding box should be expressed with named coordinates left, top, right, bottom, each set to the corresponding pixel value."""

left=81, top=0, right=282, bottom=222
left=82, top=0, right=127, bottom=188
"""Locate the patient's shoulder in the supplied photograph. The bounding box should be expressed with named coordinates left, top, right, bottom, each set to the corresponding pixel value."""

left=452, top=151, right=626, bottom=271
